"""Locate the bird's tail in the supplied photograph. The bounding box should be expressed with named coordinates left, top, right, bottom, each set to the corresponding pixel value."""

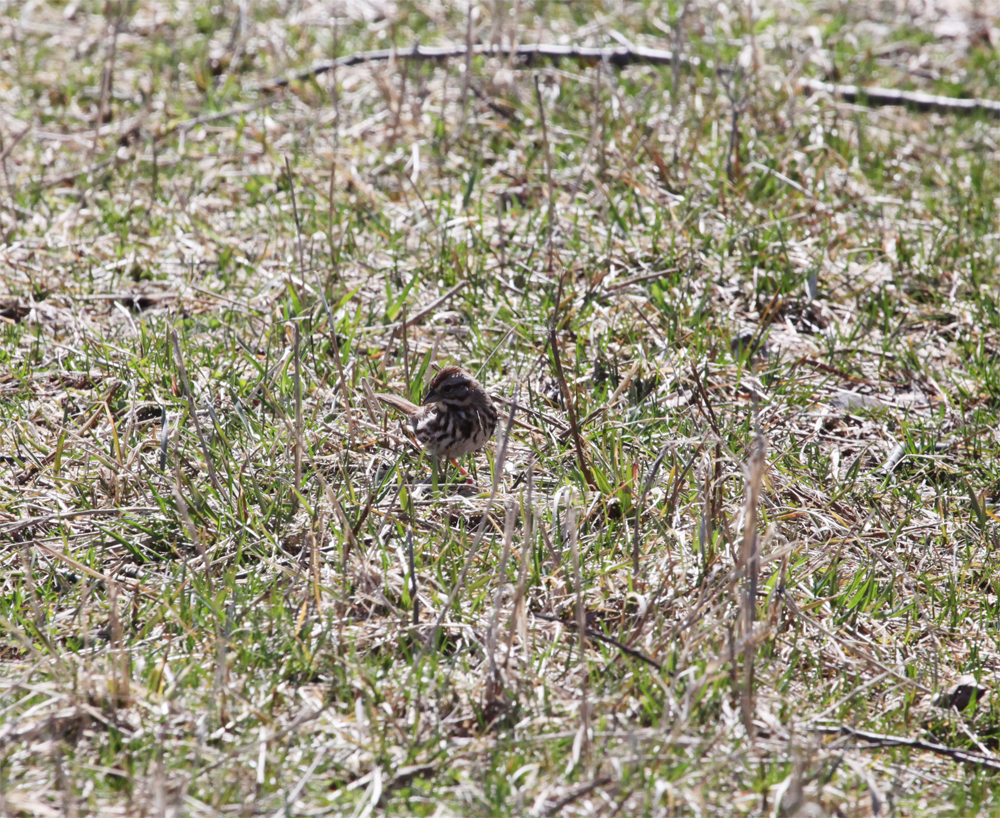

left=374, top=393, right=421, bottom=416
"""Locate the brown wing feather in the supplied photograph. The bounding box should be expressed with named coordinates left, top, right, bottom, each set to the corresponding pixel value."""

left=374, top=393, right=421, bottom=417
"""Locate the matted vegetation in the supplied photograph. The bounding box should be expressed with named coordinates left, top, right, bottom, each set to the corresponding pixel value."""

left=2, top=0, right=1000, bottom=814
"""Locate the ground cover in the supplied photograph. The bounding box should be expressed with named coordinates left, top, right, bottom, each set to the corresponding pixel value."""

left=1, top=0, right=1000, bottom=814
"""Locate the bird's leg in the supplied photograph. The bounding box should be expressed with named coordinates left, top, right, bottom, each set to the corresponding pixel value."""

left=451, top=458, right=480, bottom=488
left=431, top=453, right=440, bottom=494
left=439, top=457, right=472, bottom=488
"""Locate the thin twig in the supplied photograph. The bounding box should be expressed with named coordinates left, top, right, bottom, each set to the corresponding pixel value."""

left=569, top=497, right=588, bottom=758
left=633, top=443, right=671, bottom=577
left=739, top=426, right=766, bottom=740
left=391, top=281, right=467, bottom=337
left=533, top=75, right=556, bottom=272
left=667, top=441, right=704, bottom=520
left=0, top=507, right=160, bottom=538
left=190, top=705, right=335, bottom=781
left=549, top=327, right=597, bottom=492
left=531, top=612, right=662, bottom=671
left=746, top=161, right=817, bottom=200
left=505, top=460, right=534, bottom=671
left=407, top=523, right=418, bottom=625
left=88, top=6, right=124, bottom=170
left=540, top=776, right=613, bottom=818
left=781, top=590, right=932, bottom=694
left=293, top=323, right=302, bottom=498
left=170, top=329, right=229, bottom=504
left=487, top=502, right=516, bottom=681
left=284, top=156, right=305, bottom=274
left=313, top=266, right=355, bottom=438
left=35, top=157, right=118, bottom=191
left=718, top=60, right=747, bottom=184
left=349, top=455, right=402, bottom=542
left=0, top=124, right=30, bottom=165
left=605, top=265, right=685, bottom=292
left=455, top=3, right=475, bottom=142
left=671, top=1, right=689, bottom=105
left=401, top=302, right=410, bottom=397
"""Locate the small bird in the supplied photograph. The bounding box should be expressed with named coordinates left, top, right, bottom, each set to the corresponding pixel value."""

left=375, top=366, right=498, bottom=460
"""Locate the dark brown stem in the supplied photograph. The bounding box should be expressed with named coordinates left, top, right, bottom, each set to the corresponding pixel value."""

left=284, top=156, right=304, bottom=273
left=690, top=362, right=723, bottom=438
left=531, top=612, right=661, bottom=671
left=549, top=327, right=596, bottom=492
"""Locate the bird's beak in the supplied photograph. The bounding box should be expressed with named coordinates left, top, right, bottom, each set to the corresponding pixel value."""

left=421, top=387, right=441, bottom=404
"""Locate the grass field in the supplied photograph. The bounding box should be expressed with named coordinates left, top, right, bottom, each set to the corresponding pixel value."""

left=2, top=0, right=1000, bottom=814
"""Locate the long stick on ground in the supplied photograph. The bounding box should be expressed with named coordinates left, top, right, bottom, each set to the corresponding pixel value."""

left=254, top=43, right=1000, bottom=120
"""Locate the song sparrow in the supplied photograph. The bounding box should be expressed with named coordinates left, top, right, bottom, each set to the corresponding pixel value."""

left=375, top=366, right=498, bottom=460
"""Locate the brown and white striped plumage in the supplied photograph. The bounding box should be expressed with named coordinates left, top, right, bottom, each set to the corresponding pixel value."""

left=375, top=367, right=498, bottom=459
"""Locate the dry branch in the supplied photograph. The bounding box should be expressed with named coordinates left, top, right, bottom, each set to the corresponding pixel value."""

left=254, top=43, right=703, bottom=92
left=256, top=43, right=1000, bottom=119
left=799, top=77, right=1000, bottom=118
left=816, top=724, right=1000, bottom=772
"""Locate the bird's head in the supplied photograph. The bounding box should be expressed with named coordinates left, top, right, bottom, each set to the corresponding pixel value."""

left=422, top=366, right=480, bottom=405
